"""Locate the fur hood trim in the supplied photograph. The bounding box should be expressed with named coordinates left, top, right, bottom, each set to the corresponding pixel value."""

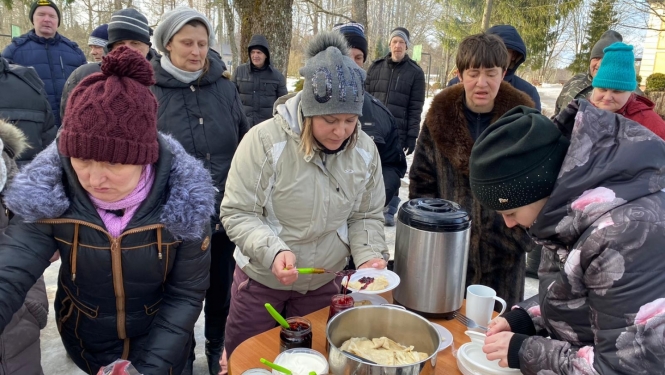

left=5, top=134, right=216, bottom=240
left=0, top=120, right=28, bottom=158
left=305, top=31, right=349, bottom=58
left=424, top=81, right=534, bottom=175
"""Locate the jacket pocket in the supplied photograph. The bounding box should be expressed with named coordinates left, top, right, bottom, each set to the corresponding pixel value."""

left=144, top=298, right=162, bottom=316
left=61, top=284, right=99, bottom=319
left=263, top=82, right=277, bottom=93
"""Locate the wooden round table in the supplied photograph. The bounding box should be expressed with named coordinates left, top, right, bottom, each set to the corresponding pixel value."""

left=228, top=296, right=485, bottom=375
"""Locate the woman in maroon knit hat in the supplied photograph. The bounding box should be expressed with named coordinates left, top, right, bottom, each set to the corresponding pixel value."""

left=0, top=46, right=216, bottom=375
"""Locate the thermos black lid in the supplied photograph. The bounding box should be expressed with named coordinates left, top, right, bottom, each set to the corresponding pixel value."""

left=397, top=198, right=471, bottom=232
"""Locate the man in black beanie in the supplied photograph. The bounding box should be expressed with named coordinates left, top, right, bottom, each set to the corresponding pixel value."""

left=60, top=8, right=157, bottom=122
left=365, top=26, right=425, bottom=225
left=2, top=0, right=86, bottom=128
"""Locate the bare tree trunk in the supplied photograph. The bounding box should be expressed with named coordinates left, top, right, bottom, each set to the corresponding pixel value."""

left=351, top=0, right=367, bottom=31
left=221, top=0, right=239, bottom=69
left=311, top=0, right=319, bottom=34
left=113, top=0, right=122, bottom=11
left=236, top=0, right=294, bottom=76
left=481, top=0, right=493, bottom=31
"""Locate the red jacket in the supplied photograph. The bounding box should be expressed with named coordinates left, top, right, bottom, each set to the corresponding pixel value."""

left=616, top=94, right=665, bottom=140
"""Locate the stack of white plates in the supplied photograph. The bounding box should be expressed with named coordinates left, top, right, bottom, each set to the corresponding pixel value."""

left=456, top=331, right=523, bottom=375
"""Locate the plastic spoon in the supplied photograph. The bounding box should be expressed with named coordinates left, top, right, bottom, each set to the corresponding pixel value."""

left=264, top=303, right=290, bottom=329
left=260, top=358, right=292, bottom=375
left=288, top=268, right=357, bottom=277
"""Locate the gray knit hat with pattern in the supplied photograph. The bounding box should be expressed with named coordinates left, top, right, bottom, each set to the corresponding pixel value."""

left=299, top=31, right=366, bottom=117
left=154, top=6, right=213, bottom=55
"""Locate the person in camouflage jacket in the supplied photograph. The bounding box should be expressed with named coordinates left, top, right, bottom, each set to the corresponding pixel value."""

left=554, top=30, right=642, bottom=116
left=470, top=100, right=665, bottom=375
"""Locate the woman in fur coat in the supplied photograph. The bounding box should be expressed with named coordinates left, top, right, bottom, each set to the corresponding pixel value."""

left=409, top=33, right=535, bottom=307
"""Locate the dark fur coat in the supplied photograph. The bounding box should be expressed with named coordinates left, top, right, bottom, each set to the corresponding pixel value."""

left=409, top=82, right=535, bottom=307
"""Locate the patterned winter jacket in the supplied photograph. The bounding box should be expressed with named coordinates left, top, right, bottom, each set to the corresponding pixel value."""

left=502, top=100, right=665, bottom=375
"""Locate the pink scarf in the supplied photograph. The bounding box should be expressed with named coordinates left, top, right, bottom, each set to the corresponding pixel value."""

left=88, top=165, right=155, bottom=238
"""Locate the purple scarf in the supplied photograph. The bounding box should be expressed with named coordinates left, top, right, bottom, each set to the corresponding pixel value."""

left=88, top=165, right=155, bottom=237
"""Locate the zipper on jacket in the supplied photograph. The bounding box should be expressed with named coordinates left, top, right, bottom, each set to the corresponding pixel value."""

left=44, top=43, right=58, bottom=104
left=60, top=56, right=65, bottom=78
left=37, top=218, right=165, bottom=340
left=385, top=68, right=395, bottom=104
left=190, top=85, right=196, bottom=92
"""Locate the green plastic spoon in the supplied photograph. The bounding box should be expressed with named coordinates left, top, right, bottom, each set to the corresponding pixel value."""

left=264, top=303, right=290, bottom=329
left=260, top=358, right=292, bottom=375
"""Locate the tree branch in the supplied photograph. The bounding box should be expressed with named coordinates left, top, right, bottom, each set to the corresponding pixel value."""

left=301, top=0, right=352, bottom=21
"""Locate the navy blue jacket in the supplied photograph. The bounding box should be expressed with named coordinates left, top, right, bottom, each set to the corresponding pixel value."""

left=2, top=30, right=87, bottom=127
left=448, top=25, right=541, bottom=111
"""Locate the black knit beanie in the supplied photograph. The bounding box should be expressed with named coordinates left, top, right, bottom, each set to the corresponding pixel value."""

left=590, top=30, right=622, bottom=60
left=30, top=0, right=61, bottom=27
left=469, top=106, right=570, bottom=211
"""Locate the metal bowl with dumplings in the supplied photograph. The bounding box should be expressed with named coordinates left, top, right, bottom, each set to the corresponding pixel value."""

left=326, top=305, right=440, bottom=375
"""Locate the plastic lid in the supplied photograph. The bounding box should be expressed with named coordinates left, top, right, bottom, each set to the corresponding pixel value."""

left=398, top=198, right=471, bottom=232
left=457, top=331, right=520, bottom=375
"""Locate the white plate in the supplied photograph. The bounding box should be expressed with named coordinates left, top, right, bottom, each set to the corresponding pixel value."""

left=341, top=269, right=400, bottom=294
left=431, top=323, right=453, bottom=352
left=348, top=292, right=389, bottom=306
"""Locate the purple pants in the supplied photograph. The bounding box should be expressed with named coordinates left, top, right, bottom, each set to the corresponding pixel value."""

left=224, top=265, right=340, bottom=358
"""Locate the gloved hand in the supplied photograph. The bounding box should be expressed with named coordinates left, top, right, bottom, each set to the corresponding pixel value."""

left=403, top=137, right=417, bottom=155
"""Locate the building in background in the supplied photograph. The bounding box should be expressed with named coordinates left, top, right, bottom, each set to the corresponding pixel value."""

left=639, top=7, right=665, bottom=86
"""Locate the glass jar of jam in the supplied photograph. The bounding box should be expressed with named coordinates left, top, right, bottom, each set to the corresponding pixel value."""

left=328, top=294, right=354, bottom=322
left=279, top=317, right=313, bottom=352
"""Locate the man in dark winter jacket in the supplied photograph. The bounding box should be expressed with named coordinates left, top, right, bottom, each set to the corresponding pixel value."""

left=0, top=53, right=56, bottom=167
left=334, top=22, right=406, bottom=207
left=366, top=27, right=426, bottom=155
left=87, top=24, right=108, bottom=62
left=232, top=35, right=288, bottom=126
left=366, top=26, right=425, bottom=225
left=60, top=8, right=154, bottom=121
left=447, top=25, right=541, bottom=111
left=2, top=0, right=87, bottom=128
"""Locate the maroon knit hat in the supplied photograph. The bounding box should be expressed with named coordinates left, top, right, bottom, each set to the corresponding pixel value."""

left=59, top=46, right=159, bottom=165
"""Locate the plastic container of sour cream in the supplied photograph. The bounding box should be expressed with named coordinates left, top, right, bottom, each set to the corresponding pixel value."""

left=272, top=348, right=329, bottom=375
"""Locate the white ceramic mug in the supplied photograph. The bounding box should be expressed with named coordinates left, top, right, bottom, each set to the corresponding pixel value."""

left=466, top=285, right=507, bottom=330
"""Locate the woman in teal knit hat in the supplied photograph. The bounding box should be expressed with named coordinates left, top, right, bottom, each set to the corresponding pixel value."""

left=590, top=42, right=665, bottom=139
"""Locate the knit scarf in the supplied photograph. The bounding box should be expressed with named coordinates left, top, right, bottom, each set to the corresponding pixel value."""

left=88, top=165, right=155, bottom=238
left=161, top=55, right=203, bottom=83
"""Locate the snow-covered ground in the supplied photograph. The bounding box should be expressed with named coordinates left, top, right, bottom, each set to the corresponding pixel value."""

left=39, top=83, right=561, bottom=374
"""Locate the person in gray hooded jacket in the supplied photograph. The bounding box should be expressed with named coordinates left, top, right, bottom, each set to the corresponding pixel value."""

left=232, top=35, right=288, bottom=126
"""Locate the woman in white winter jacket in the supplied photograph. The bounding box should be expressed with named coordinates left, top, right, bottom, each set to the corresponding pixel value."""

left=220, top=32, right=389, bottom=359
